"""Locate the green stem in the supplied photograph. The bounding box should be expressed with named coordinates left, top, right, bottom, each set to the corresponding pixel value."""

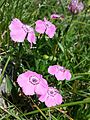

left=74, top=72, right=90, bottom=75
left=0, top=106, right=21, bottom=120
left=74, top=58, right=88, bottom=69
left=22, top=99, right=90, bottom=116
left=0, top=56, right=10, bottom=84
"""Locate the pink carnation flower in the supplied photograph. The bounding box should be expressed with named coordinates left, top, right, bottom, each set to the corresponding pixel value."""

left=35, top=18, right=56, bottom=38
left=9, top=18, right=36, bottom=48
left=39, top=87, right=62, bottom=107
left=51, top=14, right=60, bottom=19
left=48, top=65, right=71, bottom=80
left=17, top=71, right=48, bottom=95
left=51, top=14, right=64, bottom=20
left=68, top=0, right=84, bottom=14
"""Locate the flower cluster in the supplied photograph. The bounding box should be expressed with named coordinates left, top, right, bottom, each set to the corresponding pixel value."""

left=9, top=2, right=84, bottom=47
left=9, top=2, right=82, bottom=108
left=17, top=65, right=71, bottom=107
left=68, top=0, right=84, bottom=14
left=9, top=18, right=56, bottom=48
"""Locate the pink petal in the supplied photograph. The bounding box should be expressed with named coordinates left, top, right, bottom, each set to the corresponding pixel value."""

left=40, top=78, right=48, bottom=88
left=45, top=24, right=56, bottom=38
left=22, top=71, right=34, bottom=77
left=35, top=84, right=47, bottom=95
left=9, top=18, right=23, bottom=31
left=24, top=71, right=42, bottom=79
left=44, top=18, right=56, bottom=38
left=17, top=73, right=28, bottom=87
left=21, top=70, right=39, bottom=78
left=72, top=0, right=78, bottom=5
left=35, top=78, right=48, bottom=95
left=39, top=94, right=48, bottom=102
left=45, top=97, right=56, bottom=107
left=77, top=2, right=84, bottom=12
left=10, top=29, right=26, bottom=42
left=64, top=70, right=71, bottom=80
left=27, top=31, right=36, bottom=48
left=55, top=71, right=65, bottom=80
left=54, top=93, right=62, bottom=105
left=48, top=65, right=58, bottom=75
left=22, top=83, right=35, bottom=95
left=35, top=20, right=46, bottom=34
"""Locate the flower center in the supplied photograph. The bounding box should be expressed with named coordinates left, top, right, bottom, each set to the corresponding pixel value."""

left=29, top=76, right=40, bottom=85
left=22, top=25, right=32, bottom=33
left=58, top=66, right=65, bottom=72
left=48, top=88, right=58, bottom=97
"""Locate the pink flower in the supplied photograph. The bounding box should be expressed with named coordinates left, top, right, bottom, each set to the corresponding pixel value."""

left=17, top=71, right=48, bottom=95
left=9, top=18, right=36, bottom=48
left=39, top=87, right=62, bottom=107
left=51, top=14, right=60, bottom=19
left=68, top=0, right=84, bottom=14
left=51, top=14, right=64, bottom=20
left=35, top=18, right=56, bottom=38
left=48, top=65, right=71, bottom=80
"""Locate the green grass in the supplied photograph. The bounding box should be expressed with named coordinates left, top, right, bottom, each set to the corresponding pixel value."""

left=0, top=0, right=90, bottom=119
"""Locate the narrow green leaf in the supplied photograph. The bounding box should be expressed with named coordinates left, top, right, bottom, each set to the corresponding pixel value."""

left=6, top=75, right=13, bottom=94
left=0, top=0, right=5, bottom=8
left=0, top=56, right=10, bottom=85
left=58, top=42, right=64, bottom=53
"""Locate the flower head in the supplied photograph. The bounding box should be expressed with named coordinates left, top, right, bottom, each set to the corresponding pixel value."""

left=48, top=65, right=71, bottom=80
left=9, top=18, right=36, bottom=48
left=39, top=87, right=62, bottom=107
left=68, top=0, right=84, bottom=14
left=51, top=14, right=64, bottom=20
left=17, top=71, right=48, bottom=95
left=35, top=18, right=56, bottom=38
left=51, top=14, right=60, bottom=19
